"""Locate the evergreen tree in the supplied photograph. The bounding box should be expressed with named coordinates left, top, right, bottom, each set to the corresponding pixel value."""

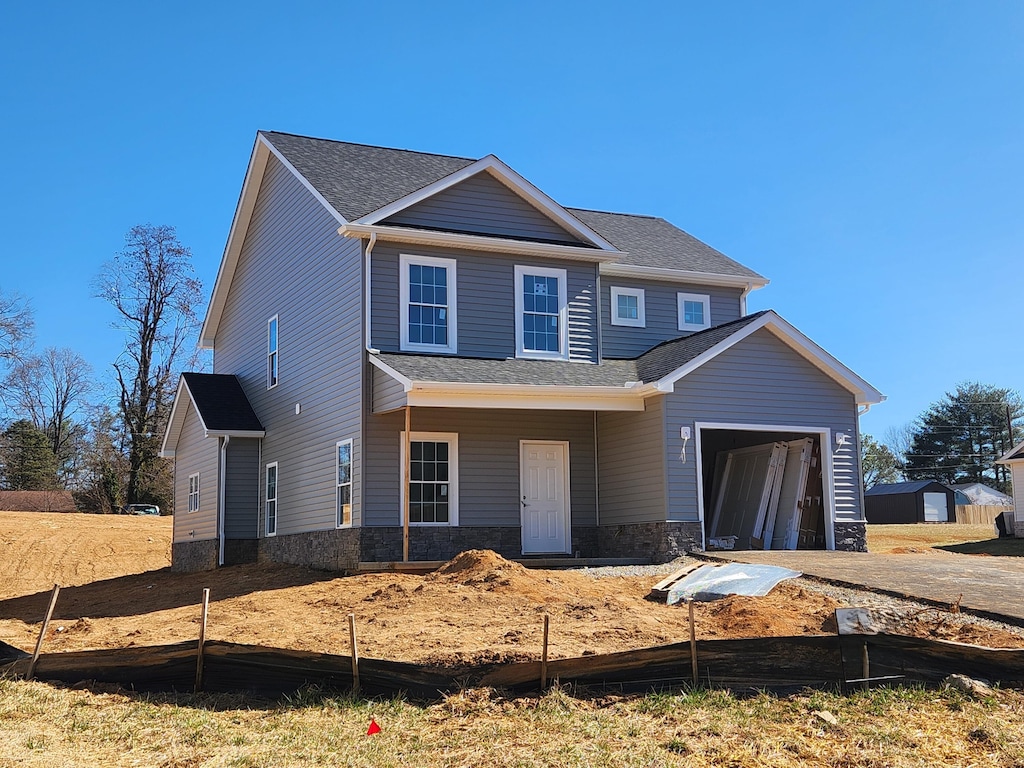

left=861, top=434, right=903, bottom=490
left=1, top=419, right=59, bottom=490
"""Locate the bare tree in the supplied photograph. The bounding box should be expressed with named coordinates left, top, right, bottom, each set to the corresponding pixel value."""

left=0, top=289, right=33, bottom=363
left=95, top=224, right=202, bottom=507
left=2, top=347, right=93, bottom=485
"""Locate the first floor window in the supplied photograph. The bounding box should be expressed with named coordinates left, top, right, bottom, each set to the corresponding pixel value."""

left=678, top=293, right=711, bottom=331
left=337, top=440, right=352, bottom=527
left=401, top=432, right=458, bottom=525
left=265, top=462, right=278, bottom=536
left=187, top=473, right=200, bottom=513
left=610, top=286, right=646, bottom=327
left=514, top=265, right=568, bottom=359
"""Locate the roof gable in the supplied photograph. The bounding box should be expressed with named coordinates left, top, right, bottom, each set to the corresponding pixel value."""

left=998, top=440, right=1024, bottom=463
left=865, top=481, right=951, bottom=496
left=160, top=374, right=265, bottom=457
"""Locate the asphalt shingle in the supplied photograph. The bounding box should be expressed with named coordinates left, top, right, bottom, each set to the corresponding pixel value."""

left=182, top=373, right=264, bottom=432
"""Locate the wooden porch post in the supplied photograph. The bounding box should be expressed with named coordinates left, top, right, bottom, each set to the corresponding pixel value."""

left=403, top=405, right=411, bottom=563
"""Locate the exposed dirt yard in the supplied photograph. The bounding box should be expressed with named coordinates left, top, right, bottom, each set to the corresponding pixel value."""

left=866, top=522, right=1004, bottom=554
left=2, top=512, right=1023, bottom=667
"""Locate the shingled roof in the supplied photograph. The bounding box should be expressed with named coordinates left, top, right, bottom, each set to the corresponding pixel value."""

left=181, top=374, right=265, bottom=433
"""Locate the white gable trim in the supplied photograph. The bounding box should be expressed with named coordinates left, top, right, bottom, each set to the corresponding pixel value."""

left=159, top=377, right=266, bottom=458
left=354, top=156, right=620, bottom=252
left=600, top=262, right=769, bottom=290
left=199, top=132, right=349, bottom=349
left=998, top=440, right=1024, bottom=463
left=653, top=312, right=885, bottom=406
left=339, top=223, right=619, bottom=262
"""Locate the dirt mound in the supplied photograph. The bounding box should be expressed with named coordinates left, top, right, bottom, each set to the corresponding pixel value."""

left=434, top=549, right=522, bottom=576
left=695, top=584, right=842, bottom=638
left=428, top=549, right=562, bottom=603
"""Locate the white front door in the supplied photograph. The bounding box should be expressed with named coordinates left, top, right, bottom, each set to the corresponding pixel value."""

left=520, top=441, right=570, bottom=554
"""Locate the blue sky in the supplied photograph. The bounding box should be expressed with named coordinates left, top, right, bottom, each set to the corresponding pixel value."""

left=1, top=0, right=1022, bottom=442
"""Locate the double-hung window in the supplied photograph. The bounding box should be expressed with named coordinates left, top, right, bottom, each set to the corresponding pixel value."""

left=265, top=462, right=278, bottom=536
left=336, top=439, right=352, bottom=527
left=514, top=265, right=568, bottom=360
left=677, top=293, right=711, bottom=332
left=610, top=286, right=646, bottom=327
left=267, top=315, right=279, bottom=388
left=400, top=254, right=457, bottom=353
left=187, top=473, right=200, bottom=513
left=401, top=432, right=458, bottom=526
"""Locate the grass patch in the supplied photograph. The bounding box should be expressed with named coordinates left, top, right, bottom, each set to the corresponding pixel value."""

left=1, top=679, right=1022, bottom=766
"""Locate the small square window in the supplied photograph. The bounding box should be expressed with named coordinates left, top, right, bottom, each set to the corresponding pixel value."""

left=677, top=293, right=711, bottom=332
left=610, top=287, right=646, bottom=328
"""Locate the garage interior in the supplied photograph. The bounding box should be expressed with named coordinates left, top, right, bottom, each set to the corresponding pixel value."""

left=701, top=429, right=827, bottom=550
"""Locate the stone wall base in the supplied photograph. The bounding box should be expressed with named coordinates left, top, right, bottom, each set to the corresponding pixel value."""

left=171, top=540, right=219, bottom=573
left=258, top=528, right=361, bottom=571
left=833, top=521, right=868, bottom=552
left=224, top=539, right=258, bottom=566
left=597, top=521, right=704, bottom=562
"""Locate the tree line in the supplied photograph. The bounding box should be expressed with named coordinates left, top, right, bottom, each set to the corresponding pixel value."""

left=0, top=224, right=203, bottom=513
left=862, top=382, right=1024, bottom=495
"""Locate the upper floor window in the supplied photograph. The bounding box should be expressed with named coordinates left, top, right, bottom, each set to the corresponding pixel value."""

left=265, top=462, right=278, bottom=536
left=678, top=293, right=711, bottom=332
left=267, top=315, right=279, bottom=388
left=514, top=265, right=568, bottom=360
left=187, top=473, right=200, bottom=513
left=400, top=254, right=457, bottom=354
left=610, top=286, right=646, bottom=328
left=336, top=439, right=352, bottom=527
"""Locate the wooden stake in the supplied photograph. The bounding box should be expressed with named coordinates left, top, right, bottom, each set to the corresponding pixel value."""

left=403, top=405, right=411, bottom=563
left=861, top=641, right=870, bottom=690
left=688, top=599, right=698, bottom=686
left=27, top=584, right=60, bottom=680
left=194, top=588, right=210, bottom=693
left=349, top=613, right=360, bottom=695
left=541, top=614, right=550, bottom=689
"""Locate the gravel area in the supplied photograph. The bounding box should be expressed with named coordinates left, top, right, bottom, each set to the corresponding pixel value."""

left=572, top=556, right=1024, bottom=642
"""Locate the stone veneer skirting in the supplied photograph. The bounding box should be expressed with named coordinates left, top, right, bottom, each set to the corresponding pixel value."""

left=833, top=521, right=868, bottom=552
left=597, top=521, right=704, bottom=562
left=171, top=539, right=219, bottom=572
left=258, top=528, right=361, bottom=571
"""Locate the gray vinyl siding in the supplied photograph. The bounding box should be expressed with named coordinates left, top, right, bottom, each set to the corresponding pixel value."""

left=224, top=438, right=260, bottom=539
left=596, top=397, right=667, bottom=525
left=371, top=365, right=407, bottom=413
left=664, top=328, right=862, bottom=524
left=602, top=280, right=743, bottom=359
left=382, top=171, right=587, bottom=245
left=212, top=154, right=364, bottom=535
left=371, top=243, right=598, bottom=362
left=363, top=407, right=596, bottom=528
left=173, top=403, right=219, bottom=544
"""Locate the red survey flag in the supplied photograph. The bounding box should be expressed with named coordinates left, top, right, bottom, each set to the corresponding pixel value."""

left=367, top=718, right=381, bottom=735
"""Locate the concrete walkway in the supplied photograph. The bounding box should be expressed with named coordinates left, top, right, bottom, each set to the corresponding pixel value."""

left=703, top=550, right=1024, bottom=626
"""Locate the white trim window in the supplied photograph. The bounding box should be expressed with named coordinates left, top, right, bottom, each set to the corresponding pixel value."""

left=265, top=462, right=278, bottom=536
left=678, top=293, right=711, bottom=332
left=336, top=439, right=353, bottom=528
left=400, top=431, right=459, bottom=526
left=187, top=473, right=200, bottom=513
left=399, top=254, right=457, bottom=353
left=610, top=286, right=646, bottom=327
left=514, top=265, right=568, bottom=360
left=267, top=315, right=279, bottom=388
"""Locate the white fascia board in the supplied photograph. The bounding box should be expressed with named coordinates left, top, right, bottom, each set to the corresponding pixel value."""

left=997, top=440, right=1024, bottom=463
left=199, top=133, right=349, bottom=349
left=655, top=311, right=886, bottom=406
left=354, top=155, right=620, bottom=252
left=407, top=383, right=646, bottom=411
left=159, top=377, right=208, bottom=458
left=205, top=429, right=267, bottom=439
left=368, top=354, right=413, bottom=389
left=339, top=223, right=619, bottom=263
left=600, top=262, right=769, bottom=290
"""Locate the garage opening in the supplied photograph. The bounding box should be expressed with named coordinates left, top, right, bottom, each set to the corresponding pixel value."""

left=699, top=428, right=828, bottom=550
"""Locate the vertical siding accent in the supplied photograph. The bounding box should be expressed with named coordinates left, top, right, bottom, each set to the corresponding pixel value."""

left=664, top=329, right=862, bottom=524
left=363, top=407, right=596, bottom=529
left=382, top=172, right=587, bottom=244
left=212, top=154, right=363, bottom=536
left=601, top=280, right=743, bottom=359
left=372, top=244, right=598, bottom=362
left=172, top=403, right=219, bottom=543
left=597, top=397, right=667, bottom=525
left=224, top=438, right=260, bottom=539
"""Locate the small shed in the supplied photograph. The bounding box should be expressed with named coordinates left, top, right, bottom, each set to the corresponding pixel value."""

left=864, top=481, right=956, bottom=524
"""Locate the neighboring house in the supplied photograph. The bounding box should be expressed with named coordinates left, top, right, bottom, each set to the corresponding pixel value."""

left=160, top=131, right=884, bottom=572
left=997, top=443, right=1024, bottom=537
left=864, top=481, right=956, bottom=524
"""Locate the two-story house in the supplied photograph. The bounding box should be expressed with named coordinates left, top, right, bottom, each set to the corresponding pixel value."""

left=160, top=131, right=884, bottom=572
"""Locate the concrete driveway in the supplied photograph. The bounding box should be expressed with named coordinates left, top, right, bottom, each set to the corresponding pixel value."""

left=704, top=550, right=1024, bottom=626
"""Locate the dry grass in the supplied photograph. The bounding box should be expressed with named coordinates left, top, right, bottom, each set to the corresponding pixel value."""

left=1, top=678, right=1023, bottom=767
left=867, top=523, right=998, bottom=554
